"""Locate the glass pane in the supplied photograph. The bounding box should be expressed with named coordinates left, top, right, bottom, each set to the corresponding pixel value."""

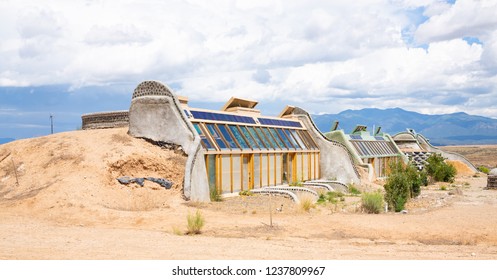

left=217, top=124, right=239, bottom=149
left=221, top=155, right=231, bottom=193
left=262, top=127, right=285, bottom=148
left=255, top=127, right=275, bottom=149
left=289, top=130, right=306, bottom=149
left=228, top=125, right=250, bottom=149
left=283, top=129, right=301, bottom=150
left=253, top=154, right=260, bottom=188
left=239, top=126, right=259, bottom=149
left=232, top=155, right=241, bottom=193
left=275, top=154, right=283, bottom=185
left=300, top=130, right=318, bottom=149
left=249, top=126, right=268, bottom=149
left=193, top=123, right=214, bottom=150
left=205, top=124, right=228, bottom=149
left=276, top=128, right=294, bottom=149
left=261, top=154, right=268, bottom=186
left=207, top=155, right=216, bottom=192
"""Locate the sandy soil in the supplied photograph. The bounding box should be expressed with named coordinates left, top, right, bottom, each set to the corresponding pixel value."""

left=1, top=128, right=497, bottom=259
left=442, top=145, right=497, bottom=169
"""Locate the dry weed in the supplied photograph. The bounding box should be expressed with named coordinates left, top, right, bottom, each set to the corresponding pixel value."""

left=298, top=194, right=316, bottom=213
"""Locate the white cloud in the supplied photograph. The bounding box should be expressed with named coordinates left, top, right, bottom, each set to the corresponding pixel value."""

left=0, top=0, right=497, bottom=118
left=415, top=0, right=497, bottom=44
left=84, top=24, right=152, bottom=46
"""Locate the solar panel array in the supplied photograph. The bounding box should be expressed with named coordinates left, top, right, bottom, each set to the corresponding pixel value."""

left=257, top=117, right=302, bottom=128
left=351, top=140, right=398, bottom=157
left=188, top=109, right=303, bottom=128
left=374, top=136, right=385, bottom=141
left=349, top=135, right=362, bottom=140
left=189, top=110, right=256, bottom=124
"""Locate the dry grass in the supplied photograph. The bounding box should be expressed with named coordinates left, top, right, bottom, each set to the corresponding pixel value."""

left=298, top=194, right=316, bottom=213
left=441, top=145, right=497, bottom=169
left=186, top=210, right=205, bottom=235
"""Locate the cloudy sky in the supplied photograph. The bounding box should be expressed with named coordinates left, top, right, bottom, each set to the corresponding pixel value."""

left=1, top=0, right=497, bottom=139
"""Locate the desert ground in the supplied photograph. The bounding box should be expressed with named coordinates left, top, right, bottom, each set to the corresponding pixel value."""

left=1, top=128, right=497, bottom=259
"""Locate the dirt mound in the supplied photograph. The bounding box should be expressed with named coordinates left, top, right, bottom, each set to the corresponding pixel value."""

left=447, top=160, right=476, bottom=176
left=0, top=128, right=186, bottom=218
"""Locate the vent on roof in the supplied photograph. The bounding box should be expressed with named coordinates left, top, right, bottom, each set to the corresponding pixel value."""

left=331, top=121, right=339, bottom=131
left=351, top=125, right=367, bottom=134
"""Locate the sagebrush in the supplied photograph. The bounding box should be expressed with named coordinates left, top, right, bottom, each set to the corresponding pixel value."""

left=425, top=154, right=456, bottom=182
left=361, top=192, right=384, bottom=214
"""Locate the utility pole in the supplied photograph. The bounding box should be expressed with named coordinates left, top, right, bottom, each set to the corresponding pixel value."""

left=50, top=114, right=54, bottom=134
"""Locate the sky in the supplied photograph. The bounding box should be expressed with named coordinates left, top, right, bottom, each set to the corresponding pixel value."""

left=1, top=0, right=497, bottom=139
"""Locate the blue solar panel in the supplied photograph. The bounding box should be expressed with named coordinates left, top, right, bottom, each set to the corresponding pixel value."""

left=258, top=118, right=302, bottom=128
left=190, top=110, right=256, bottom=124
left=350, top=135, right=362, bottom=140
left=375, top=136, right=385, bottom=141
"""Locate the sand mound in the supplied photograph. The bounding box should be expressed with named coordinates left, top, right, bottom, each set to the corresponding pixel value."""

left=0, top=128, right=186, bottom=217
left=446, top=160, right=475, bottom=176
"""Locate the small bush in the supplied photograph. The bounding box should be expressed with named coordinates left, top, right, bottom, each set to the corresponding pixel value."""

left=172, top=226, right=183, bottom=236
left=317, top=191, right=343, bottom=204
left=349, top=185, right=361, bottom=195
left=210, top=187, right=223, bottom=202
left=478, top=166, right=490, bottom=174
left=239, top=190, right=253, bottom=196
left=425, top=154, right=457, bottom=182
left=299, top=195, right=315, bottom=212
left=186, top=210, right=205, bottom=235
left=361, top=192, right=384, bottom=214
left=440, top=185, right=447, bottom=191
left=384, top=161, right=424, bottom=212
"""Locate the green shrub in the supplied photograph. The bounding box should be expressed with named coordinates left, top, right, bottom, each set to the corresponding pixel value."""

left=186, top=210, right=205, bottom=235
left=425, top=154, right=457, bottom=182
left=361, top=192, right=384, bottom=214
left=348, top=185, right=361, bottom=195
left=384, top=161, right=424, bottom=212
left=317, top=191, right=344, bottom=204
left=210, top=187, right=223, bottom=202
left=478, top=166, right=490, bottom=174
left=239, top=190, right=253, bottom=196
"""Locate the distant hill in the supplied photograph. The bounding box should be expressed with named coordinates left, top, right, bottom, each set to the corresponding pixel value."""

left=312, top=108, right=497, bottom=145
left=0, top=138, right=15, bottom=145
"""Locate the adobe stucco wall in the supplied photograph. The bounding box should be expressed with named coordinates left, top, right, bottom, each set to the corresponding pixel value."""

left=416, top=134, right=478, bottom=173
left=128, top=81, right=210, bottom=202
left=293, top=107, right=361, bottom=185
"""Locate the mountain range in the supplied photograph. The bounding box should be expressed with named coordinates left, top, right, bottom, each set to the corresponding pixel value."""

left=312, top=108, right=497, bottom=146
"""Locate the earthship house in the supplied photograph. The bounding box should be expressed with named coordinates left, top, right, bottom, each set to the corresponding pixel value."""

left=324, top=122, right=408, bottom=181
left=82, top=80, right=361, bottom=202
left=392, top=129, right=478, bottom=172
